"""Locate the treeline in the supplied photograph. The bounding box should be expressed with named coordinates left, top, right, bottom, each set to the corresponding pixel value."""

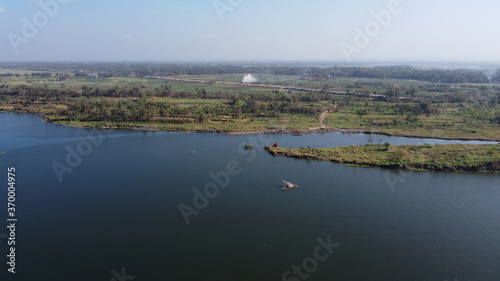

left=56, top=96, right=325, bottom=123
left=1, top=63, right=496, bottom=84
left=306, top=66, right=490, bottom=83
left=1, top=85, right=329, bottom=123
left=0, top=84, right=334, bottom=103
left=0, top=72, right=53, bottom=78
left=2, top=82, right=499, bottom=109
left=492, top=69, right=500, bottom=83
left=2, top=83, right=499, bottom=127
left=356, top=102, right=440, bottom=117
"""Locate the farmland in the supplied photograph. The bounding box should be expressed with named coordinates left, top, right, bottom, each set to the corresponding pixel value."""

left=0, top=64, right=499, bottom=140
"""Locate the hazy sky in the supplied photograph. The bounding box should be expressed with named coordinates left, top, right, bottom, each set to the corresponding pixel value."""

left=1, top=0, right=499, bottom=62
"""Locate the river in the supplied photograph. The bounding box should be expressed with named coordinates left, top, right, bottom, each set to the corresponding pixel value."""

left=0, top=113, right=499, bottom=281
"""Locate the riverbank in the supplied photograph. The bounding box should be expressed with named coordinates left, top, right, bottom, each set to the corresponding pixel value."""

left=0, top=108, right=500, bottom=139
left=2, top=69, right=500, bottom=142
left=39, top=113, right=338, bottom=134
left=42, top=117, right=500, bottom=141
left=42, top=116, right=500, bottom=141
left=265, top=144, right=500, bottom=172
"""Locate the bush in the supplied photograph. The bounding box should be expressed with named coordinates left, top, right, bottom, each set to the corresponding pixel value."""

left=383, top=142, right=391, bottom=151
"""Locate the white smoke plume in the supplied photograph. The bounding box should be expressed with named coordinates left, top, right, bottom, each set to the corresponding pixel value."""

left=242, top=74, right=257, bottom=83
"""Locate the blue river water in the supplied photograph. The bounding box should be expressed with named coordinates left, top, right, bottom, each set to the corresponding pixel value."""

left=0, top=113, right=499, bottom=281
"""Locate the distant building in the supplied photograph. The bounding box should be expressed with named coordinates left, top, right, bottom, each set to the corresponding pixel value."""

left=88, top=74, right=98, bottom=79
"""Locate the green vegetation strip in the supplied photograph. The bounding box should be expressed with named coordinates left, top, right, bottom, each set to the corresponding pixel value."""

left=2, top=67, right=500, bottom=140
left=265, top=144, right=500, bottom=172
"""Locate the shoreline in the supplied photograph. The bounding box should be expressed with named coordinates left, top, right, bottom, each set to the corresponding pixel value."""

left=265, top=144, right=500, bottom=172
left=45, top=118, right=500, bottom=142
left=2, top=111, right=498, bottom=142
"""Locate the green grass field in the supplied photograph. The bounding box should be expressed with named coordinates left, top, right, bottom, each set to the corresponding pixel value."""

left=1, top=69, right=499, bottom=140
left=44, top=113, right=320, bottom=133
left=266, top=144, right=500, bottom=172
left=323, top=101, right=500, bottom=141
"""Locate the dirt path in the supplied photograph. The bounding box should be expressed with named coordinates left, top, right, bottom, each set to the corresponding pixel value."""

left=308, top=110, right=330, bottom=130
left=319, top=111, right=328, bottom=128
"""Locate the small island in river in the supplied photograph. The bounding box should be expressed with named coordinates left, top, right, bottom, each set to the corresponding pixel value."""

left=265, top=143, right=500, bottom=172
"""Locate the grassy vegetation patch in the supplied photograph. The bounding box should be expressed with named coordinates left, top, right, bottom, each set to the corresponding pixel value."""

left=266, top=144, right=500, bottom=172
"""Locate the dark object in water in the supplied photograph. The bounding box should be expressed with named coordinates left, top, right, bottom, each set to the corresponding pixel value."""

left=282, top=180, right=299, bottom=191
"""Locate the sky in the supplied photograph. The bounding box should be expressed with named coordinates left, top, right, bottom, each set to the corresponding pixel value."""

left=0, top=0, right=499, bottom=62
